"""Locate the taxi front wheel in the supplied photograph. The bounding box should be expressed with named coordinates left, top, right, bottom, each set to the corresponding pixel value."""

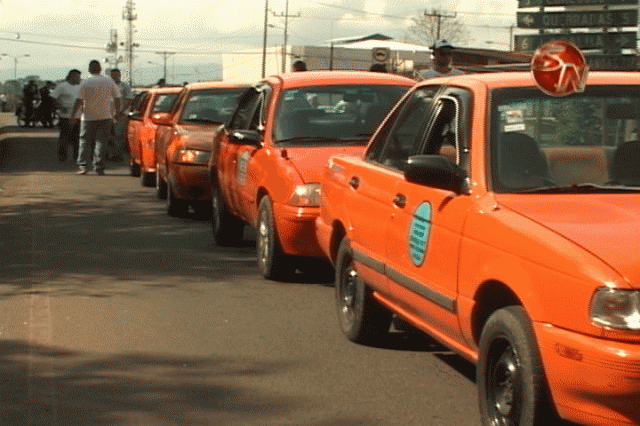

left=335, top=238, right=391, bottom=344
left=167, top=180, right=189, bottom=217
left=477, top=306, right=555, bottom=426
left=257, top=196, right=289, bottom=280
left=156, top=167, right=167, bottom=200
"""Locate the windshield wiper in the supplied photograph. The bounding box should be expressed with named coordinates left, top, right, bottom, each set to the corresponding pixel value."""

left=518, top=183, right=640, bottom=194
left=182, top=118, right=222, bottom=124
left=276, top=136, right=343, bottom=144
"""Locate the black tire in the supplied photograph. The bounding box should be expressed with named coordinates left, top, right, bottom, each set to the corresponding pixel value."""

left=211, top=182, right=244, bottom=246
left=156, top=167, right=167, bottom=200
left=334, top=237, right=392, bottom=343
left=477, top=306, right=554, bottom=426
left=130, top=161, right=141, bottom=177
left=166, top=179, right=189, bottom=217
left=141, top=170, right=155, bottom=187
left=256, top=196, right=289, bottom=280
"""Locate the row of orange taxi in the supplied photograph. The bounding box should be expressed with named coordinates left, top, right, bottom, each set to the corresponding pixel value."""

left=126, top=42, right=640, bottom=426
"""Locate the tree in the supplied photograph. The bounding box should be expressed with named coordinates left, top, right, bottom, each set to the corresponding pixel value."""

left=405, top=9, right=467, bottom=47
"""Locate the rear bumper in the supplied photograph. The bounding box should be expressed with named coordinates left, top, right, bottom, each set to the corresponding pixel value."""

left=535, top=322, right=640, bottom=426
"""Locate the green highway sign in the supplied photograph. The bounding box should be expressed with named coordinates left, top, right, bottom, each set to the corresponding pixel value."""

left=515, top=32, right=637, bottom=51
left=517, top=10, right=638, bottom=29
left=519, top=0, right=637, bottom=7
left=585, top=54, right=638, bottom=70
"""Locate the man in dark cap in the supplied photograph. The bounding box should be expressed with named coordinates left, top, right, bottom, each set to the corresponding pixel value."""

left=417, top=39, right=464, bottom=80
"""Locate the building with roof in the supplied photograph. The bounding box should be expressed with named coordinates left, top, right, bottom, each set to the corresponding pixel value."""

left=221, top=34, right=532, bottom=83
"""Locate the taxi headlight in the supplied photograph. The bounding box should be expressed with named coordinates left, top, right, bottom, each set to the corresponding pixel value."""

left=590, top=288, right=640, bottom=330
left=288, top=183, right=321, bottom=207
left=175, top=149, right=210, bottom=165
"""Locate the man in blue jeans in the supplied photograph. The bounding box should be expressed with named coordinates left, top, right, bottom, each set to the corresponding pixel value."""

left=71, top=60, right=122, bottom=175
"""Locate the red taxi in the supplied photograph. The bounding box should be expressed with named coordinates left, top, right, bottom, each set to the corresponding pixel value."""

left=315, top=61, right=640, bottom=424
left=126, top=86, right=181, bottom=186
left=153, top=81, right=247, bottom=217
left=209, top=71, right=415, bottom=279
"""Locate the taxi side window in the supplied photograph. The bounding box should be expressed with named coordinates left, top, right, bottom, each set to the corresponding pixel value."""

left=367, top=86, right=438, bottom=171
left=423, top=98, right=459, bottom=161
left=229, top=87, right=263, bottom=130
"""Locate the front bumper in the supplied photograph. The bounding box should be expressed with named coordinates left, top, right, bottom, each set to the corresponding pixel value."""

left=536, top=322, right=640, bottom=425
left=168, top=163, right=211, bottom=201
left=272, top=202, right=323, bottom=258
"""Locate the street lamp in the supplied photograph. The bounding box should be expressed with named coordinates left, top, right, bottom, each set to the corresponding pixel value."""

left=2, top=53, right=30, bottom=79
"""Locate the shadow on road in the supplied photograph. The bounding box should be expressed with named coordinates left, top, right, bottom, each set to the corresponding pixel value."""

left=0, top=339, right=298, bottom=425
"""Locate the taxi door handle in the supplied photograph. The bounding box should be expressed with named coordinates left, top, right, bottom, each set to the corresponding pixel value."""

left=349, top=176, right=360, bottom=189
left=393, top=193, right=406, bottom=208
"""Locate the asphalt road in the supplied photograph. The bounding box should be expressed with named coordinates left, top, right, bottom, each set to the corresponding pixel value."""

left=0, top=126, right=484, bottom=426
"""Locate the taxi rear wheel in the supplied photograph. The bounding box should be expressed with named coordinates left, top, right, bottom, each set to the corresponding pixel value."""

left=257, top=196, right=289, bottom=280
left=130, top=160, right=141, bottom=177
left=478, top=306, right=553, bottom=426
left=141, top=171, right=155, bottom=187
left=156, top=166, right=167, bottom=200
left=335, top=238, right=391, bottom=344
left=166, top=179, right=189, bottom=217
left=211, top=182, right=244, bottom=246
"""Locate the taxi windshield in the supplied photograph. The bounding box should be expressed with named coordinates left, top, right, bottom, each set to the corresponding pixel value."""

left=179, top=88, right=245, bottom=125
left=490, top=86, right=640, bottom=193
left=273, top=85, right=408, bottom=146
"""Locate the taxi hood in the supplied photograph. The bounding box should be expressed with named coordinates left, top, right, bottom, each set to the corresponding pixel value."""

left=496, top=194, right=640, bottom=286
left=278, top=145, right=366, bottom=182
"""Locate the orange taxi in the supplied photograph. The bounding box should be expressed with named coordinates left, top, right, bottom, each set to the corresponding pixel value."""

left=126, top=86, right=181, bottom=186
left=153, top=81, right=247, bottom=217
left=209, top=71, right=415, bottom=279
left=315, top=61, right=640, bottom=425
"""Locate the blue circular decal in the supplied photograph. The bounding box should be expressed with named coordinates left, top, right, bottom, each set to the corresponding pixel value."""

left=409, top=202, right=432, bottom=266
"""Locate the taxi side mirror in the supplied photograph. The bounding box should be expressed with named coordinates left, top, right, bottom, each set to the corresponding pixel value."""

left=405, top=155, right=468, bottom=194
left=151, top=112, right=172, bottom=126
left=231, top=129, right=261, bottom=146
left=128, top=111, right=142, bottom=120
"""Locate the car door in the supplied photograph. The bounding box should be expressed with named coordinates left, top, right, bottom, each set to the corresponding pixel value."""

left=217, top=85, right=269, bottom=218
left=384, top=88, right=473, bottom=345
left=344, top=86, right=439, bottom=292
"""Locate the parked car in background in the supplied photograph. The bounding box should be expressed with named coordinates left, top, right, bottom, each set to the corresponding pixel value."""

left=208, top=71, right=415, bottom=280
left=153, top=81, right=248, bottom=217
left=126, top=86, right=181, bottom=186
left=315, top=68, right=640, bottom=426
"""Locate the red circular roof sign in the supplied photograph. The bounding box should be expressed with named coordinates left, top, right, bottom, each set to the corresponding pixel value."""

left=531, top=40, right=589, bottom=97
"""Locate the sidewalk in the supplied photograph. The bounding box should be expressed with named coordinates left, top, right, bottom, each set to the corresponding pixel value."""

left=0, top=112, right=17, bottom=127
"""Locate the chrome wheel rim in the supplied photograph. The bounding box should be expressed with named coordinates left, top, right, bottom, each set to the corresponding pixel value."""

left=257, top=209, right=270, bottom=270
left=487, top=340, right=522, bottom=426
left=339, top=262, right=358, bottom=326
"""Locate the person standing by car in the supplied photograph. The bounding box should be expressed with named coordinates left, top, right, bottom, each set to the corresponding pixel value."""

left=22, top=80, right=39, bottom=127
left=417, top=40, right=464, bottom=80
left=52, top=69, right=82, bottom=162
left=108, top=68, right=134, bottom=162
left=71, top=60, right=122, bottom=175
left=38, top=81, right=56, bottom=128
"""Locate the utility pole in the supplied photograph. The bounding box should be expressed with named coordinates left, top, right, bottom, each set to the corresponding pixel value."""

left=262, top=0, right=269, bottom=78
left=423, top=9, right=457, bottom=41
left=105, top=29, right=123, bottom=69
left=273, top=0, right=300, bottom=73
left=155, top=51, right=175, bottom=82
left=122, top=0, right=138, bottom=86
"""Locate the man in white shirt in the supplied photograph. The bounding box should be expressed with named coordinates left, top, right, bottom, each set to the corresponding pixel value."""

left=71, top=60, right=122, bottom=175
left=417, top=40, right=465, bottom=80
left=108, top=68, right=134, bottom=162
left=52, top=69, right=81, bottom=162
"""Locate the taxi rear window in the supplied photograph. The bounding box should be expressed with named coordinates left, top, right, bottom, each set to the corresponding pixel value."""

left=274, top=85, right=409, bottom=145
left=490, top=86, right=640, bottom=192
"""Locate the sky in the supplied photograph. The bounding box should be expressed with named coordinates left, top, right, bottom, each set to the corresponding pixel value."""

left=0, top=0, right=518, bottom=85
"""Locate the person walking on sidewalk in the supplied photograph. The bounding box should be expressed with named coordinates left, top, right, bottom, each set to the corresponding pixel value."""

left=53, top=69, right=82, bottom=162
left=71, top=60, right=122, bottom=175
